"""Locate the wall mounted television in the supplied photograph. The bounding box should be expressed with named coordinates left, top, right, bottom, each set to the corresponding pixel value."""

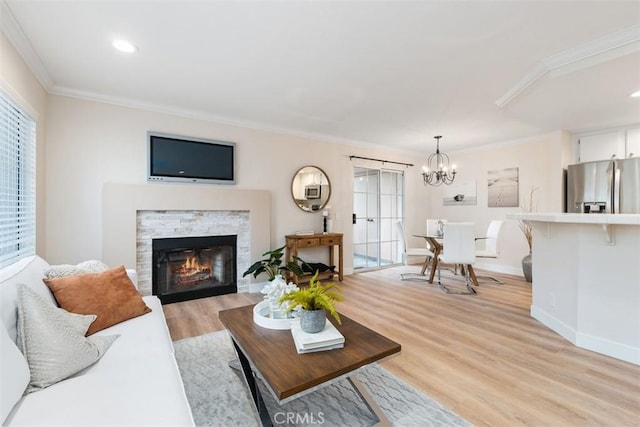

left=147, top=131, right=236, bottom=184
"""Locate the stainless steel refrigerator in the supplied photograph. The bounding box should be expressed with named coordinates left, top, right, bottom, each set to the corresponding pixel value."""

left=566, top=157, right=640, bottom=214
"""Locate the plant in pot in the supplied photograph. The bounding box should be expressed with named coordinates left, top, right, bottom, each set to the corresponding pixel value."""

left=242, top=245, right=305, bottom=281
left=243, top=246, right=307, bottom=319
left=278, top=271, right=343, bottom=333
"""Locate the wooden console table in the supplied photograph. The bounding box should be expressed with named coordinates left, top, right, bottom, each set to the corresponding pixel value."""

left=284, top=233, right=343, bottom=284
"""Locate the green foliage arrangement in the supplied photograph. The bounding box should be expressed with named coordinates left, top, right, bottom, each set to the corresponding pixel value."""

left=278, top=271, right=343, bottom=324
left=242, top=245, right=305, bottom=281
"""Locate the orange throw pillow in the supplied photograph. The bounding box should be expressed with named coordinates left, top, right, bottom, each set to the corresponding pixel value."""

left=44, top=266, right=151, bottom=336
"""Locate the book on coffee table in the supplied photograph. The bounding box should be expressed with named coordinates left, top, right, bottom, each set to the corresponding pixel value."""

left=290, top=319, right=345, bottom=353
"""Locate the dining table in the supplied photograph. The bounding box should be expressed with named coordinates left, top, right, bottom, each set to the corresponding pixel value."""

left=412, top=233, right=480, bottom=287
left=412, top=234, right=443, bottom=283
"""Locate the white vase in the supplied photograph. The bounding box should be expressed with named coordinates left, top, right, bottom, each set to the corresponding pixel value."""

left=522, top=254, right=532, bottom=283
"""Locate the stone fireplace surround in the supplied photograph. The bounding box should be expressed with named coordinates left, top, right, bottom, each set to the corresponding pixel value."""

left=102, top=183, right=271, bottom=296
left=138, top=211, right=248, bottom=297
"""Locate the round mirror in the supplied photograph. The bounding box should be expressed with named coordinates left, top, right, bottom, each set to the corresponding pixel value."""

left=291, top=166, right=331, bottom=212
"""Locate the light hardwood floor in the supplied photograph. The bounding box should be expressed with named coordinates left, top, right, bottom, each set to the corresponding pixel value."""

left=163, top=265, right=640, bottom=426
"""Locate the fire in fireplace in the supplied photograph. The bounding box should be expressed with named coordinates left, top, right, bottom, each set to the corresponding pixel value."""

left=152, top=235, right=237, bottom=304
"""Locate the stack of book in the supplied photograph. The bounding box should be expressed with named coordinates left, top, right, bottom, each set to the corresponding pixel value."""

left=290, top=319, right=345, bottom=354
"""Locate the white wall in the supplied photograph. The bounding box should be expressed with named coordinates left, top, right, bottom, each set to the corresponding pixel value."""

left=2, top=33, right=570, bottom=280
left=429, top=132, right=571, bottom=275
left=0, top=33, right=48, bottom=256
left=43, top=95, right=573, bottom=278
left=43, top=95, right=431, bottom=273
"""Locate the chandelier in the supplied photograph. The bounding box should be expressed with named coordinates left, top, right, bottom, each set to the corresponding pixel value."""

left=422, top=135, right=457, bottom=186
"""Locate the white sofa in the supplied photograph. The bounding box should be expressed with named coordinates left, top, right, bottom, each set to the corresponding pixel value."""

left=0, top=256, right=194, bottom=426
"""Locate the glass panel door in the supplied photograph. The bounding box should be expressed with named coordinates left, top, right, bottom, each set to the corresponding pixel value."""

left=353, top=167, right=404, bottom=271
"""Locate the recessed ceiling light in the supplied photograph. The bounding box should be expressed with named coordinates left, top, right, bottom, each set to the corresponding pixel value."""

left=630, top=90, right=640, bottom=98
left=112, top=39, right=137, bottom=53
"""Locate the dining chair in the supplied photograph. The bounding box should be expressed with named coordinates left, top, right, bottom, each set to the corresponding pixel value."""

left=437, top=222, right=478, bottom=295
left=396, top=220, right=434, bottom=280
left=475, top=219, right=504, bottom=284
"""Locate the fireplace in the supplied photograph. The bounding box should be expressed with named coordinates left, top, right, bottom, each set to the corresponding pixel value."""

left=152, top=235, right=237, bottom=304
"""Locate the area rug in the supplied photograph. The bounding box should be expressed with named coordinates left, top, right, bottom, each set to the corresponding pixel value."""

left=173, top=330, right=470, bottom=427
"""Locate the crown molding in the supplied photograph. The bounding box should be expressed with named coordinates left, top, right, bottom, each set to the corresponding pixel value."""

left=496, top=25, right=640, bottom=108
left=50, top=84, right=422, bottom=157
left=0, top=78, right=38, bottom=119
left=0, top=0, right=53, bottom=90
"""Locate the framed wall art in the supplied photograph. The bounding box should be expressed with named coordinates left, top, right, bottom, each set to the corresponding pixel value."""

left=443, top=180, right=477, bottom=206
left=488, top=167, right=519, bottom=207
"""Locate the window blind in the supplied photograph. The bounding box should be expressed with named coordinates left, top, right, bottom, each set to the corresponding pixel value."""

left=0, top=91, right=36, bottom=268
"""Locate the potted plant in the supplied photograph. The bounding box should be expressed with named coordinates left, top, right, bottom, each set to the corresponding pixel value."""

left=242, top=245, right=305, bottom=281
left=278, top=271, right=343, bottom=333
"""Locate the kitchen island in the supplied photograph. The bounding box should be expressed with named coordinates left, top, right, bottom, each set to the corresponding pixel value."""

left=507, top=213, right=640, bottom=365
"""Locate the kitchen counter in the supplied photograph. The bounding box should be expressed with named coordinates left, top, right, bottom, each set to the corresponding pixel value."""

left=509, top=212, right=640, bottom=225
left=506, top=212, right=640, bottom=365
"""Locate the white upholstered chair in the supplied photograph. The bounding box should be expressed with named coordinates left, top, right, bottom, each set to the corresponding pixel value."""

left=475, top=220, right=504, bottom=284
left=438, top=222, right=478, bottom=295
left=396, top=220, right=434, bottom=279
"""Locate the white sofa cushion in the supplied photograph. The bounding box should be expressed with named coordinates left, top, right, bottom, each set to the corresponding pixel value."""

left=0, top=256, right=54, bottom=343
left=0, top=256, right=194, bottom=427
left=17, top=284, right=118, bottom=393
left=44, top=260, right=109, bottom=279
left=89, top=296, right=175, bottom=368
left=6, top=351, right=194, bottom=427
left=43, top=266, right=151, bottom=336
left=5, top=295, right=194, bottom=427
left=0, top=323, right=29, bottom=423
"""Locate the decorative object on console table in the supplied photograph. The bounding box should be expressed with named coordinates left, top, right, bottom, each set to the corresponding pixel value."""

left=322, top=206, right=333, bottom=234
left=279, top=272, right=343, bottom=333
left=517, top=186, right=538, bottom=283
left=284, top=233, right=343, bottom=284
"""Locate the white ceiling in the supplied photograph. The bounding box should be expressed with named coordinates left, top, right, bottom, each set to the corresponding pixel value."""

left=3, top=1, right=640, bottom=154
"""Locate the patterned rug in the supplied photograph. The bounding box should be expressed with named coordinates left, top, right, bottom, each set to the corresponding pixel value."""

left=173, top=330, right=470, bottom=427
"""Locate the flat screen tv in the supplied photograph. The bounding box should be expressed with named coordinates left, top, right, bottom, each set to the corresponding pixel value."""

left=147, top=131, right=235, bottom=184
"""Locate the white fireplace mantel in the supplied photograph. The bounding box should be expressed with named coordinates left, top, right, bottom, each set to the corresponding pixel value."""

left=102, top=182, right=271, bottom=293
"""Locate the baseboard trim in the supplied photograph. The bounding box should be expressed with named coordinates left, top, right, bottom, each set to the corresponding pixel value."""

left=249, top=281, right=268, bottom=294
left=473, top=262, right=523, bottom=277
left=530, top=305, right=577, bottom=343
left=531, top=305, right=639, bottom=365
left=576, top=332, right=640, bottom=366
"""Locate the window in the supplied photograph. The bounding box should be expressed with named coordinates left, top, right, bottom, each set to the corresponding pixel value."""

left=0, top=91, right=36, bottom=268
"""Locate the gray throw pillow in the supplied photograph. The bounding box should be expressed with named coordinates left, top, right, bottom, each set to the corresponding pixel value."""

left=16, top=283, right=118, bottom=393
left=44, top=260, right=109, bottom=279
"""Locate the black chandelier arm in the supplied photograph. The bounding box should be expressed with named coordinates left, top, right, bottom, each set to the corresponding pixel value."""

left=422, top=135, right=457, bottom=187
left=426, top=152, right=452, bottom=172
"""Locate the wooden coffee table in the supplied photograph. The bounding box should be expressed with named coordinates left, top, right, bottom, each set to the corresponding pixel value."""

left=219, top=305, right=401, bottom=426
